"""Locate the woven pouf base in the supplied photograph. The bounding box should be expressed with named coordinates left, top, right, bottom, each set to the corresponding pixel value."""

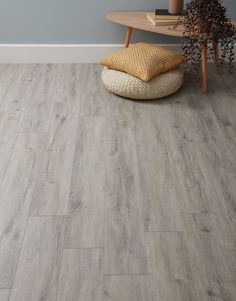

left=102, top=67, right=184, bottom=100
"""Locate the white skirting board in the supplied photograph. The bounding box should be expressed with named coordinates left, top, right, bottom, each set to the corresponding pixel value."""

left=1, top=44, right=235, bottom=64
left=0, top=44, right=182, bottom=63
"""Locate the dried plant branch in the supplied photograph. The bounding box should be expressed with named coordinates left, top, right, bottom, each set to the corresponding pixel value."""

left=182, top=0, right=236, bottom=74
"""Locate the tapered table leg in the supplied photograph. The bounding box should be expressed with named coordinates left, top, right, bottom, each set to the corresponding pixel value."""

left=125, top=26, right=133, bottom=48
left=202, top=42, right=207, bottom=94
left=214, top=42, right=220, bottom=75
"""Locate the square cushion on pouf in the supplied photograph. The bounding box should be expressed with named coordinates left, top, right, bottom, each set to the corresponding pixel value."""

left=102, top=67, right=184, bottom=100
left=101, top=43, right=184, bottom=82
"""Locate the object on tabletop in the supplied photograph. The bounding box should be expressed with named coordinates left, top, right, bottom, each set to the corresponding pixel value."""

left=168, top=0, right=184, bottom=14
left=146, top=10, right=184, bottom=27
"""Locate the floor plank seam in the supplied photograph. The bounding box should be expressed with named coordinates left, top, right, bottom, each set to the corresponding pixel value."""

left=63, top=110, right=82, bottom=219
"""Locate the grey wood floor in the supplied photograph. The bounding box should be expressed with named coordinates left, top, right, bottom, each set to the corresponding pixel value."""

left=0, top=64, right=235, bottom=301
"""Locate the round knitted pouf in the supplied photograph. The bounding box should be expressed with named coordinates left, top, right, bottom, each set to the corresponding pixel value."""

left=102, top=67, right=184, bottom=100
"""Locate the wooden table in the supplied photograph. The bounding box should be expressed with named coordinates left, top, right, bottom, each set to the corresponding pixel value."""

left=107, top=12, right=236, bottom=93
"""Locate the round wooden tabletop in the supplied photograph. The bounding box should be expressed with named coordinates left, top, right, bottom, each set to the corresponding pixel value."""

left=107, top=12, right=185, bottom=38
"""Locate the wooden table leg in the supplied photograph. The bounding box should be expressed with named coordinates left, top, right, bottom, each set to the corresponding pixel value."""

left=201, top=43, right=207, bottom=94
left=214, top=42, right=220, bottom=75
left=125, top=26, right=133, bottom=48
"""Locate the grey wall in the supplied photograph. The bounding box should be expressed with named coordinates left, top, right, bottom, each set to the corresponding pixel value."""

left=0, top=0, right=235, bottom=44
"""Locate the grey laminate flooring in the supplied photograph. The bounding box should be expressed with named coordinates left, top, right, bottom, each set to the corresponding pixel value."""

left=0, top=64, right=235, bottom=301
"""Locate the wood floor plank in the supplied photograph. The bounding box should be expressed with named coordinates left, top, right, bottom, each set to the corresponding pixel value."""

left=9, top=216, right=65, bottom=301
left=161, top=100, right=214, bottom=214
left=0, top=65, right=37, bottom=112
left=146, top=231, right=198, bottom=301
left=183, top=213, right=236, bottom=251
left=168, top=121, right=218, bottom=214
left=105, top=81, right=137, bottom=129
left=209, top=81, right=236, bottom=155
left=135, top=108, right=183, bottom=231
left=195, top=114, right=235, bottom=217
left=142, top=94, right=206, bottom=214
left=171, top=73, right=236, bottom=217
left=57, top=248, right=103, bottom=301
left=188, top=81, right=236, bottom=215
left=65, top=116, right=105, bottom=248
left=145, top=91, right=233, bottom=216
left=78, top=64, right=106, bottom=116
left=104, top=275, right=151, bottom=301
left=30, top=101, right=80, bottom=215
left=158, top=89, right=234, bottom=215
left=0, top=65, right=12, bottom=91
left=0, top=65, right=22, bottom=108
left=0, top=133, right=46, bottom=288
left=183, top=214, right=236, bottom=301
left=54, top=64, right=81, bottom=103
left=189, top=84, right=236, bottom=217
left=0, top=289, right=10, bottom=301
left=0, top=64, right=10, bottom=79
left=20, top=64, right=60, bottom=133
left=0, top=111, right=21, bottom=184
left=192, top=138, right=236, bottom=218
left=190, top=79, right=236, bottom=172
left=105, top=127, right=148, bottom=275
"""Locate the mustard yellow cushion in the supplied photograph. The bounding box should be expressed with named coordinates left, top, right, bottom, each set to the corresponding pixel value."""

left=101, top=43, right=184, bottom=82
